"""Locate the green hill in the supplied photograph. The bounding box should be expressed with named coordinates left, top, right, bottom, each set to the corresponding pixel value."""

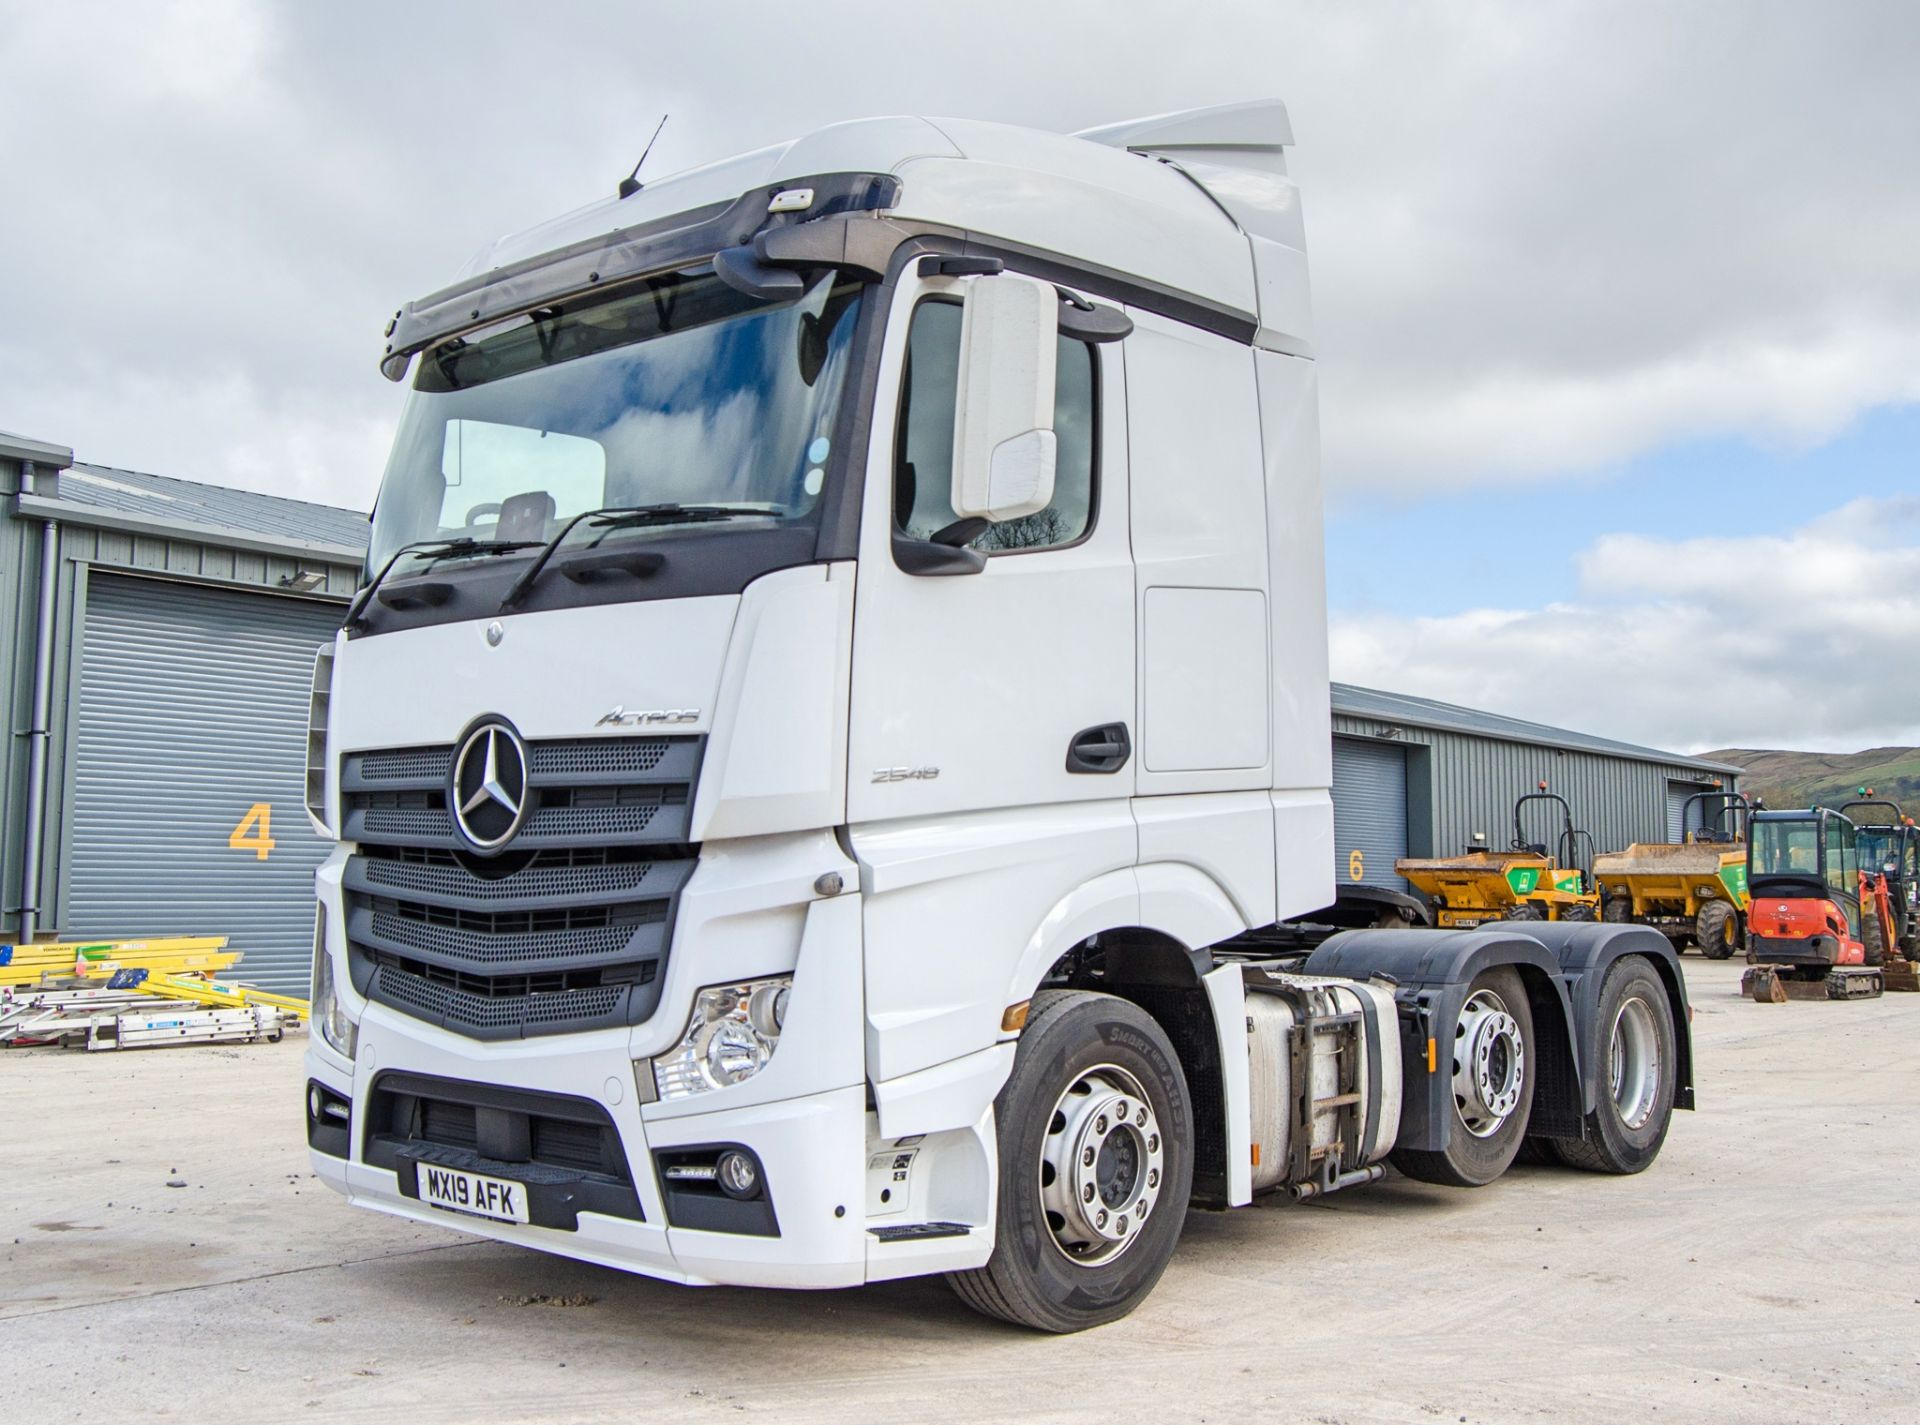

left=1703, top=747, right=1920, bottom=814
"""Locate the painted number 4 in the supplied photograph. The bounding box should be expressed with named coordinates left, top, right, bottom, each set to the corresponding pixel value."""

left=228, top=802, right=277, bottom=861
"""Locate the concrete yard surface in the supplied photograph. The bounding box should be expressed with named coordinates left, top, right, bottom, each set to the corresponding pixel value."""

left=2, top=958, right=1916, bottom=1423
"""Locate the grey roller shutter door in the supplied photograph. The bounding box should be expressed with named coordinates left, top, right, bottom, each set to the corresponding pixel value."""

left=67, top=575, right=344, bottom=994
left=1332, top=736, right=1409, bottom=891
left=1666, top=784, right=1696, bottom=843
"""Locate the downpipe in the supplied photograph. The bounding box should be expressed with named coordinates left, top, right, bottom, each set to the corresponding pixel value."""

left=15, top=511, right=58, bottom=944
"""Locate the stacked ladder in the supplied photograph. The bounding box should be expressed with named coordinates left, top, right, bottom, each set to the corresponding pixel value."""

left=0, top=937, right=307, bottom=1050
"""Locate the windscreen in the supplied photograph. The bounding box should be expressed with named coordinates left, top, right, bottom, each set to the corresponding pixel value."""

left=368, top=268, right=864, bottom=571
left=1749, top=820, right=1821, bottom=881
left=1859, top=829, right=1900, bottom=878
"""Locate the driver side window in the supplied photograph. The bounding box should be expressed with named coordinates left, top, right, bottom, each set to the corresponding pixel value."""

left=893, top=297, right=1097, bottom=554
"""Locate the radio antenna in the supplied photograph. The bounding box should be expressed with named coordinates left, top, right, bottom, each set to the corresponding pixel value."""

left=616, top=115, right=670, bottom=200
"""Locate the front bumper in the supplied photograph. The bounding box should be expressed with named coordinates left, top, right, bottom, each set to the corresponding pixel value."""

left=307, top=1027, right=873, bottom=1287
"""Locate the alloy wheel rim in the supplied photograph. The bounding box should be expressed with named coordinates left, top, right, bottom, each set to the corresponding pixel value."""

left=1038, top=1064, right=1164, bottom=1267
left=1609, top=994, right=1661, bottom=1129
left=1453, top=988, right=1526, bottom=1138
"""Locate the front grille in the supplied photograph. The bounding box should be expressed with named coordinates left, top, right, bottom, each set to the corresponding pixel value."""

left=342, top=736, right=702, bottom=850
left=339, top=734, right=701, bottom=1039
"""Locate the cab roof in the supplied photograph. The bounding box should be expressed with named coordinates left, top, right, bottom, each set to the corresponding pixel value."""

left=392, top=102, right=1311, bottom=371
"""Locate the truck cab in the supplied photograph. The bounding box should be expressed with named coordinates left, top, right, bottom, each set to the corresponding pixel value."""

left=303, top=102, right=1691, bottom=1331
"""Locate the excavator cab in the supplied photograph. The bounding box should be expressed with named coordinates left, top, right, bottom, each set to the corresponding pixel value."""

left=1746, top=808, right=1866, bottom=976
left=1844, top=798, right=1920, bottom=960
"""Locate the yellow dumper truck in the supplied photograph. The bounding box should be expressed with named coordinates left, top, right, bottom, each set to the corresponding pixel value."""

left=1397, top=791, right=1601, bottom=928
left=1593, top=792, right=1749, bottom=958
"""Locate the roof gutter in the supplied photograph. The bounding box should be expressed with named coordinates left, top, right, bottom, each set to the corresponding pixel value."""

left=12, top=492, right=365, bottom=567
left=1331, top=699, right=1742, bottom=778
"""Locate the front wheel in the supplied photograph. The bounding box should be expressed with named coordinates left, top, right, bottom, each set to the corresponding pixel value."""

left=1391, top=966, right=1535, bottom=1187
left=947, top=990, right=1193, bottom=1333
left=1696, top=900, right=1737, bottom=958
left=1554, top=955, right=1677, bottom=1174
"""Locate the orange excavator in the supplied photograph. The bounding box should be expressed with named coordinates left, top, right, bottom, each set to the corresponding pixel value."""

left=1844, top=795, right=1920, bottom=990
left=1743, top=805, right=1898, bottom=1000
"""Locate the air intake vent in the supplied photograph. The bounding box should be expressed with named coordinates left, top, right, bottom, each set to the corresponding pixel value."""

left=305, top=643, right=336, bottom=835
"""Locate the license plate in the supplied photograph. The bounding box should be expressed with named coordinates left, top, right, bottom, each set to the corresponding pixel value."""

left=416, top=1162, right=530, bottom=1223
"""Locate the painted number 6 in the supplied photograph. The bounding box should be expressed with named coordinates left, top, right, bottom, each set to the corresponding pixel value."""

left=1348, top=849, right=1365, bottom=882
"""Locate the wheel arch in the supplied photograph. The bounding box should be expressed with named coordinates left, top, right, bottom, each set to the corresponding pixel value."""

left=1517, top=921, right=1695, bottom=1113
left=999, top=864, right=1256, bottom=1210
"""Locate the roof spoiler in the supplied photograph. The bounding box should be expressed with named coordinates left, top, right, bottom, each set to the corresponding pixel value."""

left=1075, top=99, right=1293, bottom=175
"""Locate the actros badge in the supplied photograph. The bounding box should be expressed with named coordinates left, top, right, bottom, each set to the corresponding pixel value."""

left=597, top=705, right=700, bottom=727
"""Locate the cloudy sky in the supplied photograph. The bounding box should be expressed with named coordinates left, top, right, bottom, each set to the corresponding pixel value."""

left=3, top=1, right=1916, bottom=754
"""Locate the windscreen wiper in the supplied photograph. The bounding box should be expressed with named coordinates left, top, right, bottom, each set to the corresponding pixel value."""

left=498, top=504, right=757, bottom=610
left=345, top=537, right=542, bottom=630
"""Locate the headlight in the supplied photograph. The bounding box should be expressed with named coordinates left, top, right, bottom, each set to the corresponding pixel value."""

left=651, top=977, right=791, bottom=1100
left=310, top=907, right=358, bottom=1059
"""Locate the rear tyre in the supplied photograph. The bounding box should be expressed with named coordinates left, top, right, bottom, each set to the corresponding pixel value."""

left=1501, top=902, right=1544, bottom=922
left=1553, top=956, right=1677, bottom=1174
left=946, top=990, right=1193, bottom=1333
left=1695, top=900, right=1737, bottom=959
left=1603, top=897, right=1632, bottom=923
left=1562, top=901, right=1598, bottom=923
left=1391, top=967, right=1535, bottom=1188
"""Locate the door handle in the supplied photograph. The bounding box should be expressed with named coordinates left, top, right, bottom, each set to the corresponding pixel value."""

left=1066, top=722, right=1131, bottom=775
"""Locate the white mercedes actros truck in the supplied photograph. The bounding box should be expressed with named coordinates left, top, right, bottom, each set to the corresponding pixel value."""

left=303, top=100, right=1693, bottom=1331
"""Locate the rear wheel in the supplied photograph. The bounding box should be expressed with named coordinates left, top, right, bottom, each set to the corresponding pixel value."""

left=1554, top=956, right=1677, bottom=1174
left=947, top=990, right=1193, bottom=1333
left=1603, top=897, right=1632, bottom=923
left=1501, top=902, right=1543, bottom=922
left=1562, top=901, right=1598, bottom=923
left=1695, top=900, right=1737, bottom=959
left=1391, top=967, right=1534, bottom=1187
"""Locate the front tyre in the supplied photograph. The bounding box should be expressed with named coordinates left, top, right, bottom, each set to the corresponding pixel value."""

left=947, top=990, right=1193, bottom=1333
left=1553, top=955, right=1677, bottom=1174
left=1391, top=967, right=1535, bottom=1187
left=1696, top=900, right=1737, bottom=959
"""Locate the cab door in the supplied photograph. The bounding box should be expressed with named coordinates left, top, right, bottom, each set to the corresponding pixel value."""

left=847, top=269, right=1135, bottom=827
left=846, top=266, right=1137, bottom=1083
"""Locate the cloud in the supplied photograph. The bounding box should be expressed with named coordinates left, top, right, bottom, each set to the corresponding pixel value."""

left=1, top=1, right=1916, bottom=507
left=1330, top=497, right=1920, bottom=752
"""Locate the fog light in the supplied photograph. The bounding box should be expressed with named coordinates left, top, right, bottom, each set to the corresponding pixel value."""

left=716, top=1149, right=761, bottom=1200
left=308, top=1084, right=323, bottom=1120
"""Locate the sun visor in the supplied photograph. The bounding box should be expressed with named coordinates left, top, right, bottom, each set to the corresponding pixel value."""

left=378, top=173, right=901, bottom=381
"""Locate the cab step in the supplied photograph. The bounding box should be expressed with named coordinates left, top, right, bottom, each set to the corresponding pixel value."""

left=868, top=1222, right=972, bottom=1242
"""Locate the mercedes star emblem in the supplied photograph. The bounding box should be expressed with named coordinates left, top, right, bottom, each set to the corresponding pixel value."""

left=450, top=721, right=530, bottom=852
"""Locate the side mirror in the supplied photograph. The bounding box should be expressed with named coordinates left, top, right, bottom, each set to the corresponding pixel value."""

left=949, top=273, right=1058, bottom=524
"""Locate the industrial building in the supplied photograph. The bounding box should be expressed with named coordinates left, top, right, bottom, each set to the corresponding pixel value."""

left=2, top=434, right=364, bottom=993
left=1331, top=685, right=1741, bottom=893
left=6, top=436, right=1738, bottom=991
